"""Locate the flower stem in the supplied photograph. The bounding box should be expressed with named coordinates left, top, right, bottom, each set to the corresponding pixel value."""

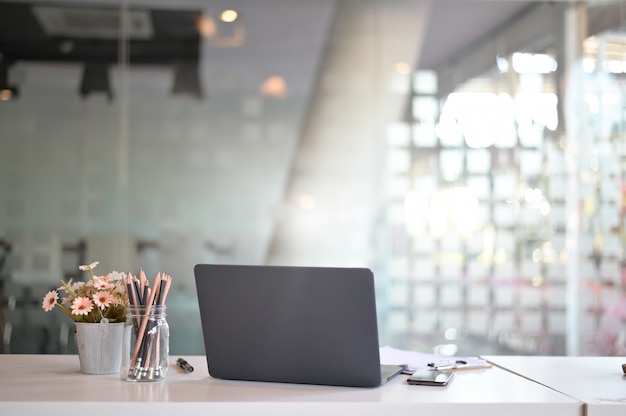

left=57, top=304, right=73, bottom=319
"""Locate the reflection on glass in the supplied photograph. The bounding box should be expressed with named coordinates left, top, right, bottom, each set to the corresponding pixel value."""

left=2, top=1, right=626, bottom=358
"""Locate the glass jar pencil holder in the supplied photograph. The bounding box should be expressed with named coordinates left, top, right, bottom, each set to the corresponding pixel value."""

left=121, top=305, right=169, bottom=382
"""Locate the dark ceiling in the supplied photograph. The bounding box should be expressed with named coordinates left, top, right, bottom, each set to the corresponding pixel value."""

left=2, top=1, right=623, bottom=102
left=0, top=1, right=200, bottom=65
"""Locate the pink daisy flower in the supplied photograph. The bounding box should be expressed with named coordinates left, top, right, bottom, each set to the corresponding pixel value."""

left=110, top=271, right=126, bottom=280
left=92, top=291, right=114, bottom=310
left=42, top=290, right=58, bottom=312
left=71, top=297, right=94, bottom=315
left=79, top=261, right=99, bottom=271
left=93, top=276, right=115, bottom=291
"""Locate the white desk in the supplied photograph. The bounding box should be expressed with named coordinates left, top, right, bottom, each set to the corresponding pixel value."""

left=0, top=354, right=580, bottom=416
left=483, top=356, right=626, bottom=416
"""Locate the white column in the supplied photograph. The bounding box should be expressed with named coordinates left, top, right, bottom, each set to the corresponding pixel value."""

left=563, top=3, right=587, bottom=357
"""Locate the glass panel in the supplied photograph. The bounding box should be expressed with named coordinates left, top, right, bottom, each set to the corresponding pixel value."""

left=2, top=1, right=625, bottom=359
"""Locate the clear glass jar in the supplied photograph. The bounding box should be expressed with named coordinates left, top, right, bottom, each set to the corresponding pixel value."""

left=121, top=305, right=169, bottom=382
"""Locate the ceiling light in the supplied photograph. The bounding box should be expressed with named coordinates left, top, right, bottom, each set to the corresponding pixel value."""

left=220, top=10, right=238, bottom=23
left=197, top=11, right=245, bottom=46
left=395, top=62, right=410, bottom=75
left=197, top=14, right=217, bottom=38
left=0, top=88, right=17, bottom=101
left=32, top=5, right=154, bottom=40
left=260, top=75, right=287, bottom=98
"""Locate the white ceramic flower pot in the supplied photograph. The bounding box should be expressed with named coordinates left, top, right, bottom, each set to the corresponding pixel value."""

left=75, top=322, right=125, bottom=375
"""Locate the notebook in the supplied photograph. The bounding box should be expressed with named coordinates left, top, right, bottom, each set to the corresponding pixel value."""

left=193, top=264, right=403, bottom=387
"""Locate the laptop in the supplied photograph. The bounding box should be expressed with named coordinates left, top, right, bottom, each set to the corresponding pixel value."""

left=193, top=264, right=403, bottom=387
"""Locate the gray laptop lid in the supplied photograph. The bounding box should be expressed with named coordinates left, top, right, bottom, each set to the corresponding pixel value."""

left=193, top=264, right=386, bottom=387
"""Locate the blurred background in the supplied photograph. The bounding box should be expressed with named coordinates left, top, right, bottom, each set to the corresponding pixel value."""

left=2, top=0, right=626, bottom=358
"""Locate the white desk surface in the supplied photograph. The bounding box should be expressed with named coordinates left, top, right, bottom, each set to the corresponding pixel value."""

left=483, top=355, right=626, bottom=416
left=0, top=354, right=580, bottom=416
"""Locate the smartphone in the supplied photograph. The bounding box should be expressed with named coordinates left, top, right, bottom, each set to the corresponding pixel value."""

left=406, top=370, right=455, bottom=386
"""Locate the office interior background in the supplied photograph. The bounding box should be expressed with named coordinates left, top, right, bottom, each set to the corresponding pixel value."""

left=2, top=0, right=626, bottom=358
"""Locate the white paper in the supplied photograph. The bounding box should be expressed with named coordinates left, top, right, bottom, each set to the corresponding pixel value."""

left=379, top=345, right=491, bottom=373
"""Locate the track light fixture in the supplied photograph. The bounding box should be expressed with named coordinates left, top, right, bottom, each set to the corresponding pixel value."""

left=0, top=59, right=19, bottom=101
left=172, top=61, right=203, bottom=99
left=79, top=62, right=112, bottom=101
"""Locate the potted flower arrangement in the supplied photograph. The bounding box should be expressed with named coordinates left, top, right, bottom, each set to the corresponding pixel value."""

left=42, top=261, right=129, bottom=323
left=42, top=261, right=129, bottom=374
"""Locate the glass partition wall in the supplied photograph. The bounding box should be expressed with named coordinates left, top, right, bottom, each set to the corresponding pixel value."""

left=1, top=1, right=626, bottom=357
left=380, top=1, right=626, bottom=356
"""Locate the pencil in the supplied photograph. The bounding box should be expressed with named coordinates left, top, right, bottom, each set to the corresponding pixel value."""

left=130, top=273, right=161, bottom=369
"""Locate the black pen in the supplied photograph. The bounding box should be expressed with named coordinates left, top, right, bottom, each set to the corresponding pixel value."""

left=177, top=357, right=194, bottom=373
